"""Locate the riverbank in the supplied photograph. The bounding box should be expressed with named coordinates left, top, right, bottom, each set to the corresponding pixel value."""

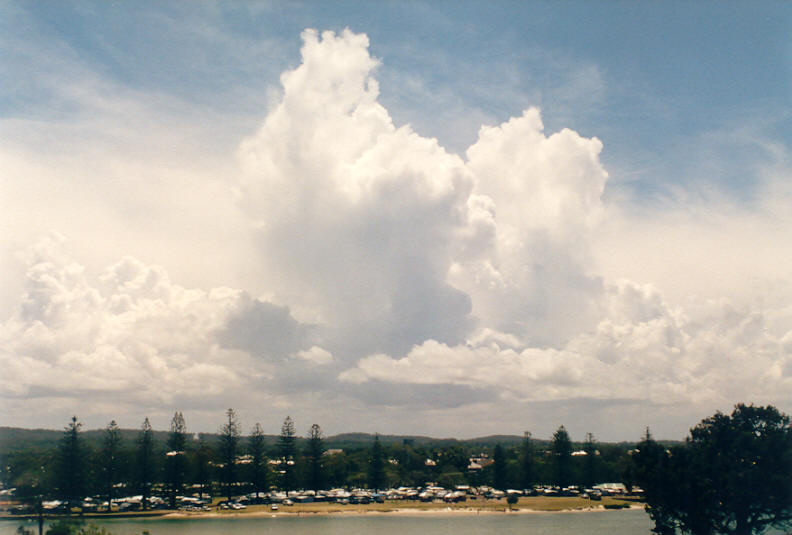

left=2, top=496, right=640, bottom=521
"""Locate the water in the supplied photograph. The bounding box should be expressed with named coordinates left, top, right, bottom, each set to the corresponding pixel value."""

left=4, top=510, right=789, bottom=535
left=3, top=509, right=655, bottom=535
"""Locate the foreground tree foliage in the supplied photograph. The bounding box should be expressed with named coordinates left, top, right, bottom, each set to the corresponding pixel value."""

left=634, top=404, right=792, bottom=535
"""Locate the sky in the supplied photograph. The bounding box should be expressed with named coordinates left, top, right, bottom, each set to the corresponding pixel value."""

left=1, top=1, right=791, bottom=442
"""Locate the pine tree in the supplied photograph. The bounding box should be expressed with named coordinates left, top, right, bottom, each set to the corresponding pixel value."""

left=551, top=425, right=573, bottom=488
left=519, top=431, right=534, bottom=490
left=100, top=420, right=122, bottom=513
left=136, top=418, right=155, bottom=510
left=305, top=424, right=325, bottom=491
left=278, top=416, right=297, bottom=492
left=249, top=423, right=268, bottom=499
left=219, top=409, right=241, bottom=500
left=193, top=436, right=212, bottom=501
left=56, top=416, right=87, bottom=513
left=165, top=411, right=187, bottom=509
left=368, top=435, right=385, bottom=490
left=582, top=432, right=598, bottom=489
left=492, top=443, right=506, bottom=490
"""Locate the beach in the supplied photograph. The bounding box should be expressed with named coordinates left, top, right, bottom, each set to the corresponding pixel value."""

left=159, top=496, right=639, bottom=519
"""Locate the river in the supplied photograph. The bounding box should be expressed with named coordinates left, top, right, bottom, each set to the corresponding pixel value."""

left=3, top=510, right=788, bottom=535
left=3, top=509, right=653, bottom=535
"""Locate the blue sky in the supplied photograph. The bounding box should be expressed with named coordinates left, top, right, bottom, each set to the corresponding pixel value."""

left=1, top=2, right=791, bottom=440
left=6, top=1, right=790, bottom=190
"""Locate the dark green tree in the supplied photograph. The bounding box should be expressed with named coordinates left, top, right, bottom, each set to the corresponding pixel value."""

left=519, top=431, right=534, bottom=490
left=248, top=423, right=268, bottom=499
left=218, top=409, right=241, bottom=501
left=56, top=416, right=87, bottom=513
left=551, top=425, right=573, bottom=488
left=193, top=436, right=212, bottom=501
left=305, top=424, right=325, bottom=491
left=582, top=432, right=598, bottom=489
left=368, top=435, right=386, bottom=490
left=99, top=421, right=122, bottom=513
left=635, top=405, right=792, bottom=535
left=135, top=418, right=155, bottom=511
left=278, top=416, right=297, bottom=492
left=632, top=428, right=677, bottom=535
left=492, top=443, right=507, bottom=490
left=164, top=411, right=187, bottom=509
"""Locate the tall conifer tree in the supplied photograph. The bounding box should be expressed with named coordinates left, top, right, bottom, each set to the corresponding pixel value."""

left=249, top=423, right=268, bottom=499
left=136, top=417, right=155, bottom=510
left=165, top=411, right=187, bottom=509
left=100, top=420, right=122, bottom=513
left=519, top=431, right=534, bottom=490
left=551, top=425, right=573, bottom=488
left=219, top=409, right=241, bottom=500
left=278, top=416, right=297, bottom=492
left=305, top=424, right=325, bottom=491
left=56, top=416, right=87, bottom=514
left=368, top=435, right=385, bottom=490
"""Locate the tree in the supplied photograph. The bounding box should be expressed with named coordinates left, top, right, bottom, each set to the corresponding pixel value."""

left=135, top=418, right=155, bottom=511
left=368, top=435, right=385, bottom=490
left=582, top=432, right=598, bottom=489
left=492, top=443, right=506, bottom=490
left=551, top=425, right=573, bottom=488
left=278, top=416, right=297, bottom=492
left=632, top=428, right=677, bottom=535
left=99, top=421, right=122, bottom=513
left=218, top=409, right=241, bottom=501
left=56, top=416, right=87, bottom=513
left=164, top=411, right=187, bottom=509
left=305, top=424, right=325, bottom=491
left=193, top=436, right=212, bottom=501
left=519, top=431, right=534, bottom=490
left=248, top=423, right=269, bottom=499
left=635, top=404, right=792, bottom=535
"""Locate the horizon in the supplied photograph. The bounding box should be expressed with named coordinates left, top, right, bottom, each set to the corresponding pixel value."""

left=2, top=2, right=791, bottom=442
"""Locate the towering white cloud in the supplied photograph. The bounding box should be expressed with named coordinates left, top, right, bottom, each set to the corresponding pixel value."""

left=237, top=29, right=480, bottom=357
left=2, top=28, right=791, bottom=438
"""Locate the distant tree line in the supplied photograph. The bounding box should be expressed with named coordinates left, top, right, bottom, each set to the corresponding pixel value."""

left=3, top=412, right=631, bottom=509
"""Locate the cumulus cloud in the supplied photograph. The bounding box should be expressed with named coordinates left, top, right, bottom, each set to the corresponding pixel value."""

left=237, top=29, right=479, bottom=357
left=2, top=28, right=791, bottom=438
left=292, top=346, right=334, bottom=365
left=0, top=235, right=315, bottom=423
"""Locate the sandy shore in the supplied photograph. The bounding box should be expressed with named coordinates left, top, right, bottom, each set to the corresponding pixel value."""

left=159, top=497, right=639, bottom=519
left=2, top=497, right=641, bottom=521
